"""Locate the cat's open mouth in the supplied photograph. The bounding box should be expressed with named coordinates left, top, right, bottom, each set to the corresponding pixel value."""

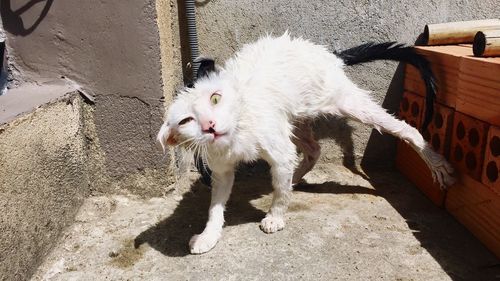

left=202, top=127, right=227, bottom=141
left=212, top=132, right=226, bottom=140
left=203, top=129, right=226, bottom=142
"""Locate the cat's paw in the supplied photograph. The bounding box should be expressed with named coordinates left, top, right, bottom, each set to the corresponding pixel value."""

left=189, top=233, right=219, bottom=254
left=260, top=215, right=285, bottom=234
left=430, top=160, right=455, bottom=189
left=421, top=145, right=455, bottom=189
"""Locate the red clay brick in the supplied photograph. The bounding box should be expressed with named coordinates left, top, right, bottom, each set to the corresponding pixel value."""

left=456, top=56, right=500, bottom=126
left=414, top=45, right=472, bottom=67
left=404, top=45, right=472, bottom=108
left=446, top=174, right=500, bottom=258
left=396, top=140, right=445, bottom=206
left=450, top=112, right=489, bottom=181
left=422, top=103, right=454, bottom=159
left=398, top=91, right=423, bottom=129
left=482, top=126, right=500, bottom=195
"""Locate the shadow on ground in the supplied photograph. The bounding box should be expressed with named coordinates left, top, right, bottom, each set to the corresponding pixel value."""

left=363, top=168, right=500, bottom=281
left=134, top=165, right=378, bottom=257
left=134, top=167, right=272, bottom=257
left=361, top=63, right=500, bottom=281
left=135, top=162, right=499, bottom=279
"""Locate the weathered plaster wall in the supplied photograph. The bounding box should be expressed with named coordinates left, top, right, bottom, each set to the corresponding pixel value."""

left=1, top=0, right=171, bottom=190
left=156, top=0, right=183, bottom=106
left=0, top=2, right=177, bottom=278
left=190, top=0, right=500, bottom=167
left=0, top=94, right=89, bottom=280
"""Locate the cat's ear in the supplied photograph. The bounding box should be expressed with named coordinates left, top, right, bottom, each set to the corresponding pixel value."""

left=194, top=56, right=216, bottom=79
left=157, top=123, right=177, bottom=151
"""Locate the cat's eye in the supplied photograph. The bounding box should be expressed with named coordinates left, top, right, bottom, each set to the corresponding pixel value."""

left=210, top=93, right=221, bottom=105
left=178, top=117, right=194, bottom=126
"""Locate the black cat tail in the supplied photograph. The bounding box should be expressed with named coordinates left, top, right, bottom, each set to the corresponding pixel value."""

left=335, top=42, right=436, bottom=131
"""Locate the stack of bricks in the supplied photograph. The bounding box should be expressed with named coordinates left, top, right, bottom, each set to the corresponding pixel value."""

left=397, top=45, right=500, bottom=257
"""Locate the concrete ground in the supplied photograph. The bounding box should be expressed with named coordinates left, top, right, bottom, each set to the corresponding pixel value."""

left=32, top=164, right=499, bottom=281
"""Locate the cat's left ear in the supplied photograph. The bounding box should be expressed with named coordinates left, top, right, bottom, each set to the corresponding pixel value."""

left=194, top=57, right=217, bottom=79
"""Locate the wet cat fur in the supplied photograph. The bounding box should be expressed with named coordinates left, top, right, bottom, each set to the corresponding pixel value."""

left=158, top=33, right=454, bottom=254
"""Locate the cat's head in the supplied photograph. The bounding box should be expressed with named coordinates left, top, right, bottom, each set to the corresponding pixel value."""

left=157, top=59, right=238, bottom=152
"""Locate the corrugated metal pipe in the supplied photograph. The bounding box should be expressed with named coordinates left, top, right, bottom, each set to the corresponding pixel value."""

left=185, top=0, right=200, bottom=80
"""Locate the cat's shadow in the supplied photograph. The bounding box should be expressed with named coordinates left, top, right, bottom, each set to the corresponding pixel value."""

left=133, top=168, right=376, bottom=257
left=312, top=117, right=371, bottom=181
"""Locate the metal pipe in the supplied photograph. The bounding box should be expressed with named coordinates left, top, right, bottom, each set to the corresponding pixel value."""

left=0, top=40, right=6, bottom=96
left=185, top=0, right=200, bottom=80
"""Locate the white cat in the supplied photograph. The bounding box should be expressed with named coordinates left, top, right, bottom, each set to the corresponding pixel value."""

left=158, top=33, right=454, bottom=254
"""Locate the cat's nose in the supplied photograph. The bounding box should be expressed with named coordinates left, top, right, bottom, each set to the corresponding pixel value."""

left=201, top=120, right=216, bottom=132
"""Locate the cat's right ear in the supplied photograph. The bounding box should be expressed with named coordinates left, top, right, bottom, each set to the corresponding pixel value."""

left=157, top=123, right=177, bottom=152
left=194, top=57, right=216, bottom=79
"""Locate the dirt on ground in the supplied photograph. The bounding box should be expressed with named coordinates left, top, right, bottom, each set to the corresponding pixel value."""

left=32, top=164, right=499, bottom=280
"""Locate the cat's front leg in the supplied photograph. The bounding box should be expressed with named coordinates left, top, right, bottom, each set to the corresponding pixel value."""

left=190, top=169, right=234, bottom=254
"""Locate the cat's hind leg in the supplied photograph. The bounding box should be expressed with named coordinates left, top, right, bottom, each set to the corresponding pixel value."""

left=335, top=88, right=454, bottom=187
left=260, top=135, right=298, bottom=233
left=292, top=120, right=321, bottom=184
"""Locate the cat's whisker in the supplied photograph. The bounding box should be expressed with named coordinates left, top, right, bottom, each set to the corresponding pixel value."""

left=177, top=137, right=196, bottom=147
left=185, top=137, right=201, bottom=152
left=201, top=144, right=209, bottom=167
left=193, top=139, right=205, bottom=171
left=200, top=144, right=209, bottom=168
left=185, top=142, right=196, bottom=153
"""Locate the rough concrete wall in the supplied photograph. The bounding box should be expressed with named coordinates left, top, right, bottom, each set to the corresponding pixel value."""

left=156, top=0, right=183, bottom=106
left=1, top=0, right=171, bottom=191
left=0, top=95, right=89, bottom=280
left=189, top=0, right=499, bottom=167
